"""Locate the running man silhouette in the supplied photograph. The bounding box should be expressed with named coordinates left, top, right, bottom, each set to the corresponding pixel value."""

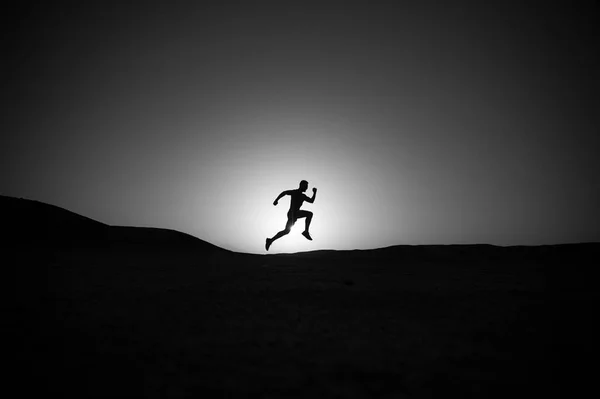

left=266, top=180, right=317, bottom=251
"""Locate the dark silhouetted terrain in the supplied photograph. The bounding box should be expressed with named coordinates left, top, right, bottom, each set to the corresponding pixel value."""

left=1, top=195, right=597, bottom=397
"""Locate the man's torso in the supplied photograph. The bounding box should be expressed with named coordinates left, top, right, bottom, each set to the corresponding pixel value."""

left=288, top=189, right=305, bottom=213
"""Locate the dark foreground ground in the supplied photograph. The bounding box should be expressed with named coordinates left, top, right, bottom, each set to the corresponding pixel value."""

left=1, top=196, right=598, bottom=398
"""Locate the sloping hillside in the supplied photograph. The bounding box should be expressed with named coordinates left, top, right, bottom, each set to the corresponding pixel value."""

left=0, top=195, right=224, bottom=252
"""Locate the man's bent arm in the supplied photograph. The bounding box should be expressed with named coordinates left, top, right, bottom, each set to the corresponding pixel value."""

left=306, top=189, right=317, bottom=203
left=273, top=191, right=289, bottom=205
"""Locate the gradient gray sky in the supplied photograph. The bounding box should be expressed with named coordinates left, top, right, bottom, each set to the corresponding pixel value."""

left=2, top=1, right=599, bottom=253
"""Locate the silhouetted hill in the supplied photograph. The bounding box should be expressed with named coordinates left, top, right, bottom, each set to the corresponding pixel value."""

left=2, top=194, right=598, bottom=397
left=1, top=195, right=108, bottom=244
left=0, top=195, right=225, bottom=252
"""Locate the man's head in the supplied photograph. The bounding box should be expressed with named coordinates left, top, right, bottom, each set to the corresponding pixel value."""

left=299, top=180, right=309, bottom=192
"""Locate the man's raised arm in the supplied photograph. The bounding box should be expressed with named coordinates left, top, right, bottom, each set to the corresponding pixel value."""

left=306, top=187, right=317, bottom=203
left=273, top=191, right=290, bottom=206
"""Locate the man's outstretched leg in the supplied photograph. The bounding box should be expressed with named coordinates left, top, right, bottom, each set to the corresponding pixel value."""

left=266, top=219, right=293, bottom=251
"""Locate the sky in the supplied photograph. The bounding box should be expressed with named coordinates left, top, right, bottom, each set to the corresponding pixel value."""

left=2, top=1, right=599, bottom=253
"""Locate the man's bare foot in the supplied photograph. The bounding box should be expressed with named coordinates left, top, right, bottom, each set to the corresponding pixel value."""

left=265, top=238, right=273, bottom=251
left=302, top=231, right=312, bottom=241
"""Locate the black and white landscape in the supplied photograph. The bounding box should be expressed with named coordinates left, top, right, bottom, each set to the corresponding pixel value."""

left=3, top=2, right=600, bottom=397
left=2, top=195, right=596, bottom=397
